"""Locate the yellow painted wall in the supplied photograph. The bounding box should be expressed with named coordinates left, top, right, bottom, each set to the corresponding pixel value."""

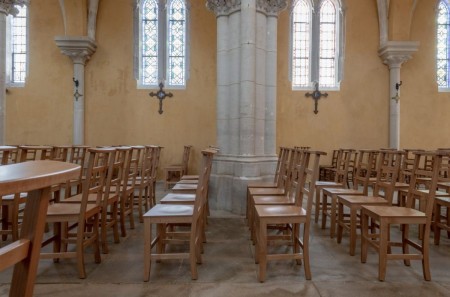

left=4, top=0, right=450, bottom=172
left=277, top=0, right=390, bottom=164
left=6, top=1, right=217, bottom=175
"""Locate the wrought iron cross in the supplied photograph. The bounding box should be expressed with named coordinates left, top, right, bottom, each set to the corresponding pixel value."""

left=73, top=77, right=83, bottom=101
left=149, top=82, right=173, bottom=114
left=305, top=82, right=328, bottom=114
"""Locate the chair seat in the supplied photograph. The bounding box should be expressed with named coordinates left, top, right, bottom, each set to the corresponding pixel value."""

left=247, top=181, right=277, bottom=188
left=1, top=192, right=27, bottom=202
left=63, top=193, right=99, bottom=203
left=172, top=184, right=197, bottom=191
left=338, top=195, right=388, bottom=205
left=144, top=204, right=194, bottom=218
left=255, top=205, right=307, bottom=218
left=316, top=181, right=343, bottom=187
left=160, top=193, right=196, bottom=204
left=323, top=188, right=362, bottom=196
left=253, top=195, right=295, bottom=205
left=435, top=196, right=450, bottom=205
left=362, top=205, right=426, bottom=219
left=394, top=182, right=409, bottom=188
left=176, top=180, right=198, bottom=185
left=46, top=203, right=100, bottom=219
left=181, top=175, right=199, bottom=180
left=248, top=188, right=285, bottom=196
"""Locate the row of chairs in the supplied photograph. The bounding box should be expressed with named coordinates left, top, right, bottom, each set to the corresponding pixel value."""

left=316, top=148, right=450, bottom=281
left=143, top=148, right=217, bottom=281
left=0, top=144, right=162, bottom=279
left=246, top=147, right=325, bottom=282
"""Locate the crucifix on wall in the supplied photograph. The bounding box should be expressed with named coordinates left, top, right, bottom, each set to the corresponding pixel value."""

left=149, top=82, right=173, bottom=114
left=305, top=81, right=328, bottom=114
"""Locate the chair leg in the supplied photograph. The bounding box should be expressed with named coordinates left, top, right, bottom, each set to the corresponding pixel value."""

left=321, top=192, right=328, bottom=229
left=434, top=204, right=441, bottom=245
left=302, top=223, right=312, bottom=280
left=92, top=215, right=101, bottom=264
left=315, top=189, right=321, bottom=223
left=329, top=195, right=337, bottom=238
left=402, top=224, right=411, bottom=266
left=144, top=220, right=151, bottom=282
left=361, top=211, right=369, bottom=264
left=422, top=224, right=431, bottom=281
left=378, top=220, right=388, bottom=281
left=257, top=220, right=267, bottom=283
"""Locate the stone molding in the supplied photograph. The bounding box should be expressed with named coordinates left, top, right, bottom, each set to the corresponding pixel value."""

left=0, top=0, right=28, bottom=16
left=256, top=0, right=288, bottom=16
left=206, top=0, right=241, bottom=16
left=378, top=41, right=420, bottom=69
left=54, top=36, right=97, bottom=65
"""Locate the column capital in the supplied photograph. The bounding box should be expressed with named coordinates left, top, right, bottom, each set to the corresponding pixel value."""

left=0, top=0, right=28, bottom=16
left=256, top=0, right=288, bottom=16
left=206, top=0, right=241, bottom=17
left=54, top=36, right=97, bottom=65
left=378, top=41, right=420, bottom=69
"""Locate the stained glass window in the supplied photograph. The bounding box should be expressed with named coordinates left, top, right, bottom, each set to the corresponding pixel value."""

left=139, top=0, right=188, bottom=88
left=292, top=0, right=311, bottom=88
left=9, top=5, right=28, bottom=84
left=437, top=1, right=450, bottom=89
left=291, top=0, right=342, bottom=90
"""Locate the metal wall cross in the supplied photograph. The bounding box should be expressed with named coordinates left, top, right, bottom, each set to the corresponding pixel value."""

left=305, top=82, right=328, bottom=114
left=149, top=82, right=173, bottom=114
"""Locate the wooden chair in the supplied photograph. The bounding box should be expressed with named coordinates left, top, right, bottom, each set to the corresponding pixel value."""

left=143, top=149, right=216, bottom=281
left=118, top=146, right=143, bottom=237
left=319, top=149, right=339, bottom=181
left=314, top=149, right=354, bottom=223
left=40, top=147, right=115, bottom=278
left=133, top=145, right=155, bottom=223
left=253, top=151, right=324, bottom=282
left=163, top=145, right=192, bottom=190
left=247, top=148, right=298, bottom=229
left=0, top=160, right=80, bottom=297
left=336, top=150, right=403, bottom=255
left=320, top=149, right=378, bottom=238
left=360, top=150, right=447, bottom=281
left=0, top=145, right=18, bottom=165
left=2, top=145, right=54, bottom=242
left=62, top=147, right=125, bottom=254
left=248, top=149, right=306, bottom=243
left=149, top=145, right=162, bottom=206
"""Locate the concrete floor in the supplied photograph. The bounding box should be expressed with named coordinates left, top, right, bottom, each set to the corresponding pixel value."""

left=1, top=184, right=450, bottom=297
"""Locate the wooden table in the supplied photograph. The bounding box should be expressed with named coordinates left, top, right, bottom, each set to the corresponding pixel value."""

left=0, top=160, right=80, bottom=297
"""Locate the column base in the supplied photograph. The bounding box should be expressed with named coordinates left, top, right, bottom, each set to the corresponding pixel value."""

left=208, top=154, right=277, bottom=215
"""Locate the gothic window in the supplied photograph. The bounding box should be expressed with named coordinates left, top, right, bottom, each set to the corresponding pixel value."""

left=437, top=0, right=450, bottom=90
left=6, top=4, right=28, bottom=86
left=137, top=0, right=189, bottom=88
left=290, top=0, right=344, bottom=90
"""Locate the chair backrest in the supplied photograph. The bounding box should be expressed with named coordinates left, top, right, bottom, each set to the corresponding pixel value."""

left=285, top=148, right=307, bottom=197
left=192, top=149, right=216, bottom=226
left=181, top=145, right=192, bottom=175
left=17, top=145, right=53, bottom=162
left=273, top=146, right=288, bottom=184
left=51, top=145, right=71, bottom=162
left=127, top=146, right=145, bottom=189
left=405, top=150, right=449, bottom=224
left=0, top=146, right=18, bottom=165
left=77, top=147, right=116, bottom=222
left=332, top=149, right=354, bottom=185
left=277, top=148, right=296, bottom=190
left=295, top=150, right=325, bottom=220
left=151, top=146, right=162, bottom=181
left=103, top=147, right=130, bottom=204
left=399, top=149, right=424, bottom=184
left=352, top=149, right=378, bottom=194
left=372, top=150, right=404, bottom=204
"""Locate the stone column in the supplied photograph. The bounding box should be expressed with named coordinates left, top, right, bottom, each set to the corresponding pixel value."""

left=206, top=0, right=287, bottom=214
left=0, top=1, right=28, bottom=145
left=379, top=41, right=419, bottom=149
left=55, top=36, right=96, bottom=145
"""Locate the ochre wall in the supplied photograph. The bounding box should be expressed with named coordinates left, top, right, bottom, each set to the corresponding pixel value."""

left=5, top=0, right=217, bottom=174
left=4, top=0, right=450, bottom=172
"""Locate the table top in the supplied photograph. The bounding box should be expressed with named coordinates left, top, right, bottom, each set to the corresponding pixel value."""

left=0, top=160, right=80, bottom=196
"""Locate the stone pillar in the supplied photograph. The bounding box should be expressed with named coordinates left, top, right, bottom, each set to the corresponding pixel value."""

left=206, top=0, right=287, bottom=214
left=55, top=36, right=96, bottom=145
left=0, top=1, right=28, bottom=145
left=379, top=41, right=419, bottom=149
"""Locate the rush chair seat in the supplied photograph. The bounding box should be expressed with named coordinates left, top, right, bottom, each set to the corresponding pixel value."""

left=360, top=150, right=448, bottom=281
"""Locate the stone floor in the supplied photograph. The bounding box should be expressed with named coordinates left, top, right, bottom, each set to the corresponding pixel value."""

left=1, top=184, right=450, bottom=297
